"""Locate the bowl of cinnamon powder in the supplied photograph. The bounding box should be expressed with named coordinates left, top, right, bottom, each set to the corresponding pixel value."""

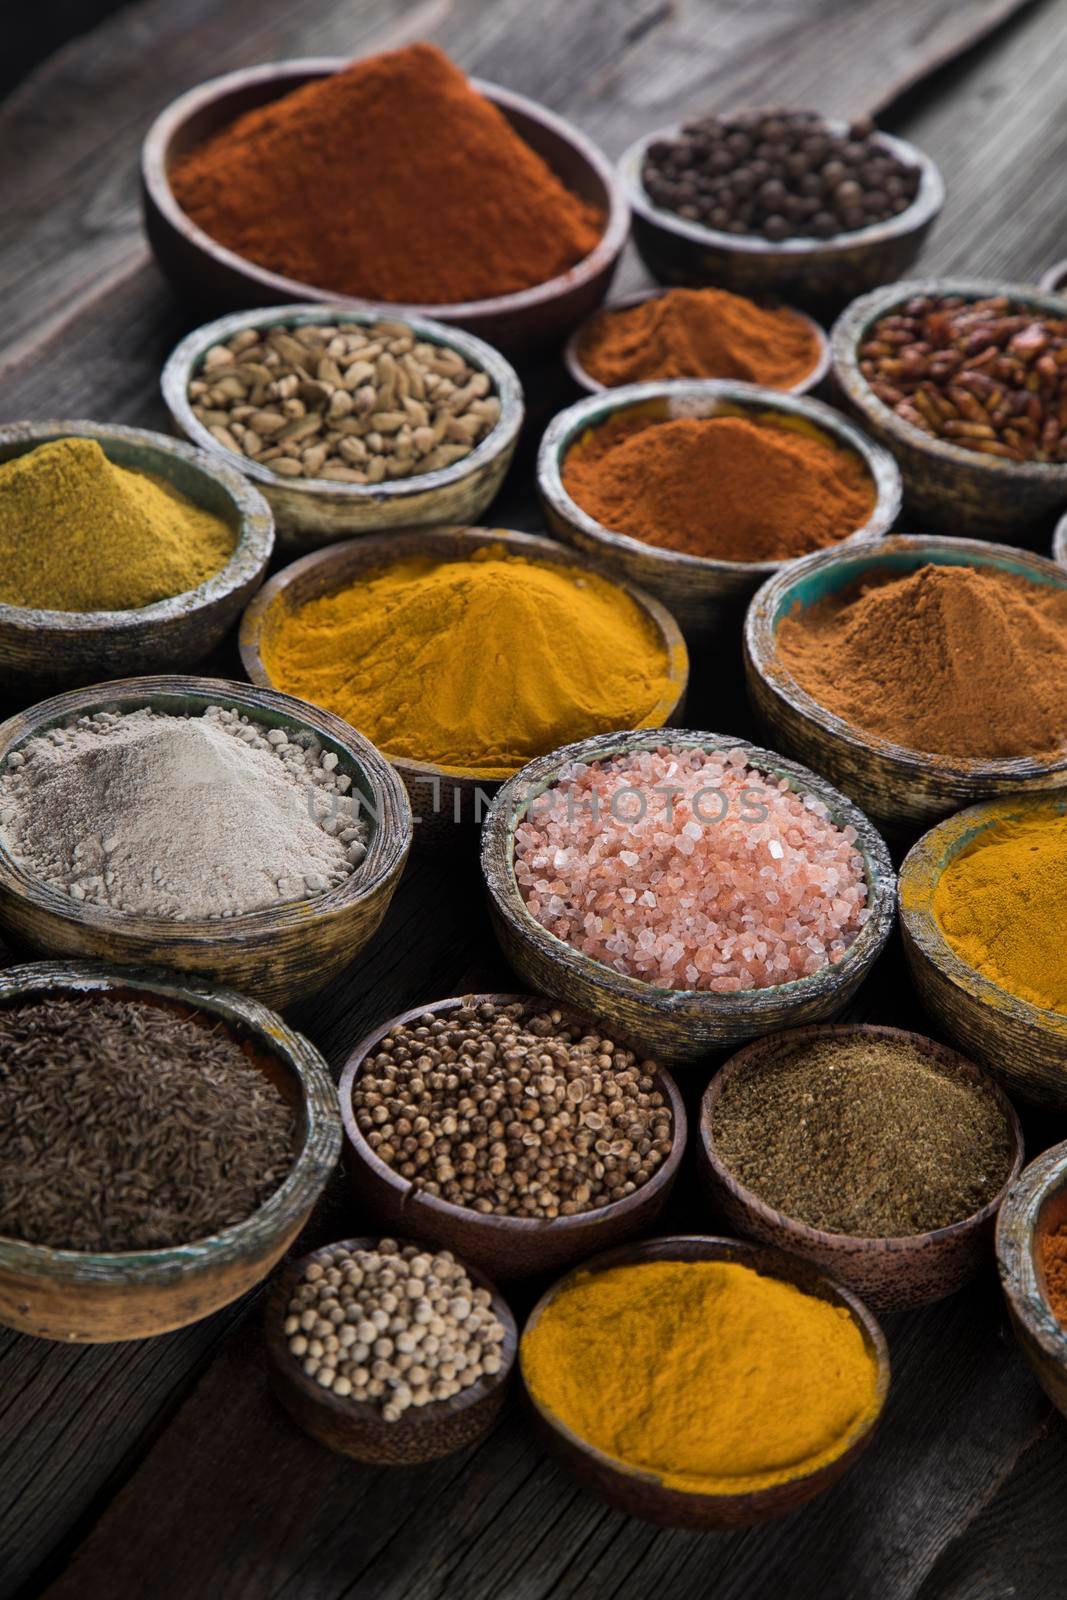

left=142, top=44, right=629, bottom=356
left=537, top=379, right=900, bottom=636
left=746, top=533, right=1067, bottom=836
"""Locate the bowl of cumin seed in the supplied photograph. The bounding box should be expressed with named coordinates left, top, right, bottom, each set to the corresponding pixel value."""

left=0, top=960, right=341, bottom=1343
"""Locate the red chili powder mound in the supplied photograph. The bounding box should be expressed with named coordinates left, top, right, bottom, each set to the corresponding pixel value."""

left=1041, top=1221, right=1067, bottom=1327
left=775, top=563, right=1067, bottom=760
left=169, top=43, right=604, bottom=305
left=560, top=412, right=875, bottom=563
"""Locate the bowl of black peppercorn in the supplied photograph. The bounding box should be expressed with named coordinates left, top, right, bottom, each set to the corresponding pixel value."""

left=620, top=109, right=944, bottom=316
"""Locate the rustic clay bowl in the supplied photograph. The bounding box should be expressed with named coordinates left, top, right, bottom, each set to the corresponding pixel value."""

left=745, top=534, right=1067, bottom=837
left=337, top=994, right=687, bottom=1282
left=265, top=1235, right=517, bottom=1464
left=480, top=729, right=896, bottom=1064
left=899, top=792, right=1067, bottom=1108
left=0, top=959, right=340, bottom=1343
left=239, top=525, right=688, bottom=838
left=520, top=1233, right=890, bottom=1529
left=562, top=287, right=830, bottom=396
left=619, top=120, right=943, bottom=315
left=1040, top=259, right=1067, bottom=295
left=0, top=676, right=412, bottom=1008
left=0, top=420, right=273, bottom=698
left=162, top=304, right=524, bottom=552
left=142, top=60, right=629, bottom=356
left=699, top=1023, right=1023, bottom=1313
left=832, top=278, right=1067, bottom=537
left=997, top=1142, right=1067, bottom=1421
left=537, top=379, right=900, bottom=637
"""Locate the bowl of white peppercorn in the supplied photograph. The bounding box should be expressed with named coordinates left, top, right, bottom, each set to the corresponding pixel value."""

left=338, top=995, right=687, bottom=1282
left=264, top=1235, right=517, bottom=1464
left=162, top=305, right=525, bottom=551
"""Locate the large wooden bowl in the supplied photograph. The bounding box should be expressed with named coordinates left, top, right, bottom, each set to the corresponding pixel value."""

left=0, top=676, right=412, bottom=1008
left=141, top=60, right=629, bottom=357
left=264, top=1236, right=517, bottom=1464
left=239, top=526, right=688, bottom=838
left=337, top=994, right=687, bottom=1282
left=537, top=379, right=900, bottom=639
left=899, top=792, right=1067, bottom=1108
left=0, top=420, right=273, bottom=697
left=162, top=304, right=524, bottom=552
left=997, top=1142, right=1067, bottom=1421
left=1053, top=510, right=1067, bottom=569
left=698, top=1023, right=1023, bottom=1313
left=745, top=534, right=1067, bottom=838
left=562, top=288, right=831, bottom=397
left=831, top=278, right=1067, bottom=538
left=620, top=121, right=943, bottom=316
left=520, top=1233, right=890, bottom=1529
left=480, top=729, right=896, bottom=1064
left=0, top=960, right=340, bottom=1343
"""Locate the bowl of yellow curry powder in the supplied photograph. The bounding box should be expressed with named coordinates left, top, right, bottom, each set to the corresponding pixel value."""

left=900, top=791, right=1067, bottom=1110
left=239, top=525, right=688, bottom=836
left=520, top=1233, right=889, bottom=1529
left=0, top=420, right=274, bottom=695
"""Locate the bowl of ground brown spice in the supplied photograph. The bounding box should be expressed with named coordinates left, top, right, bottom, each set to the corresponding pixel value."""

left=0, top=959, right=341, bottom=1343
left=700, top=1024, right=1022, bottom=1313
left=142, top=45, right=628, bottom=356
left=538, top=380, right=900, bottom=636
left=997, top=1142, right=1067, bottom=1424
left=746, top=534, right=1067, bottom=836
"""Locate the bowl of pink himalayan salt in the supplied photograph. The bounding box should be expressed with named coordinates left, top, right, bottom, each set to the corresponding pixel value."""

left=480, top=731, right=895, bottom=1063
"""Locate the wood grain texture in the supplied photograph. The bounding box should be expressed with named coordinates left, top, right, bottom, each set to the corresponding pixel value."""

left=1, top=0, right=1065, bottom=1594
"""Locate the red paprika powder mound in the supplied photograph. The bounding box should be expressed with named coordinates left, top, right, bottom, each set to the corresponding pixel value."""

left=169, top=43, right=603, bottom=305
left=776, top=563, right=1067, bottom=760
left=1041, top=1221, right=1067, bottom=1327
left=577, top=288, right=821, bottom=389
left=560, top=412, right=874, bottom=563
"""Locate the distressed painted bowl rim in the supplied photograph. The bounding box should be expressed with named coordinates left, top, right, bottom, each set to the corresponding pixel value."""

left=537, top=378, right=902, bottom=578
left=521, top=1231, right=890, bottom=1512
left=0, top=419, right=274, bottom=631
left=162, top=303, right=525, bottom=502
left=142, top=59, right=631, bottom=324
left=832, top=277, right=1067, bottom=484
left=899, top=791, right=1067, bottom=1046
left=746, top=533, right=1067, bottom=784
left=1053, top=509, right=1066, bottom=568
left=997, top=1141, right=1067, bottom=1368
left=0, top=675, right=412, bottom=945
left=338, top=992, right=687, bottom=1238
left=619, top=121, right=944, bottom=260
left=701, top=1021, right=1023, bottom=1252
left=562, top=287, right=830, bottom=396
left=1040, top=258, right=1067, bottom=295
left=0, top=959, right=341, bottom=1285
left=239, top=525, right=689, bottom=784
left=481, top=728, right=896, bottom=1011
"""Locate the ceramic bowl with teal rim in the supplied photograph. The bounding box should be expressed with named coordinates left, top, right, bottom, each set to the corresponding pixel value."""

left=745, top=533, right=1067, bottom=837
left=899, top=791, right=1067, bottom=1108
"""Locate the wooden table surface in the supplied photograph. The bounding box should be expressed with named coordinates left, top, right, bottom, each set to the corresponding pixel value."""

left=3, top=1, right=1067, bottom=1595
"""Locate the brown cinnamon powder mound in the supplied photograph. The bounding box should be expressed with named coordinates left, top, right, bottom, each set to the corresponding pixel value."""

left=776, top=562, right=1067, bottom=760
left=561, top=412, right=875, bottom=563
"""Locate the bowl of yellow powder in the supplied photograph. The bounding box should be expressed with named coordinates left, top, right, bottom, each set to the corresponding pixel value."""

left=900, top=791, right=1067, bottom=1110
left=520, top=1233, right=888, bottom=1529
left=239, top=525, right=688, bottom=836
left=0, top=421, right=274, bottom=694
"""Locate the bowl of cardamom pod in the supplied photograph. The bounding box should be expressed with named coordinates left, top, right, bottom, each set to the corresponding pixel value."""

left=162, top=305, right=524, bottom=551
left=0, top=419, right=274, bottom=698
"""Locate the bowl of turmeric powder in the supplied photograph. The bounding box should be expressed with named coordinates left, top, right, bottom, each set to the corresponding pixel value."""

left=0, top=420, right=274, bottom=697
left=537, top=379, right=900, bottom=636
left=899, top=792, right=1067, bottom=1110
left=997, top=1142, right=1067, bottom=1423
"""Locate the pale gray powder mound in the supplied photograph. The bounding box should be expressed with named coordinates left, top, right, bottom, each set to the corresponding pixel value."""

left=0, top=705, right=370, bottom=919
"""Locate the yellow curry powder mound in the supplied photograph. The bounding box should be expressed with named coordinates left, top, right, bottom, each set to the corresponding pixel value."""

left=259, top=546, right=676, bottom=779
left=521, top=1259, right=880, bottom=1495
left=0, top=438, right=235, bottom=613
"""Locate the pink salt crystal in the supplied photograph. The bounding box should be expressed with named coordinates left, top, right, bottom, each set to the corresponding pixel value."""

left=512, top=746, right=867, bottom=993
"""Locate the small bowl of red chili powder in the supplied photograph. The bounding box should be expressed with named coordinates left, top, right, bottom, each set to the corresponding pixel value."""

left=537, top=379, right=900, bottom=635
left=997, top=1142, right=1067, bottom=1425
